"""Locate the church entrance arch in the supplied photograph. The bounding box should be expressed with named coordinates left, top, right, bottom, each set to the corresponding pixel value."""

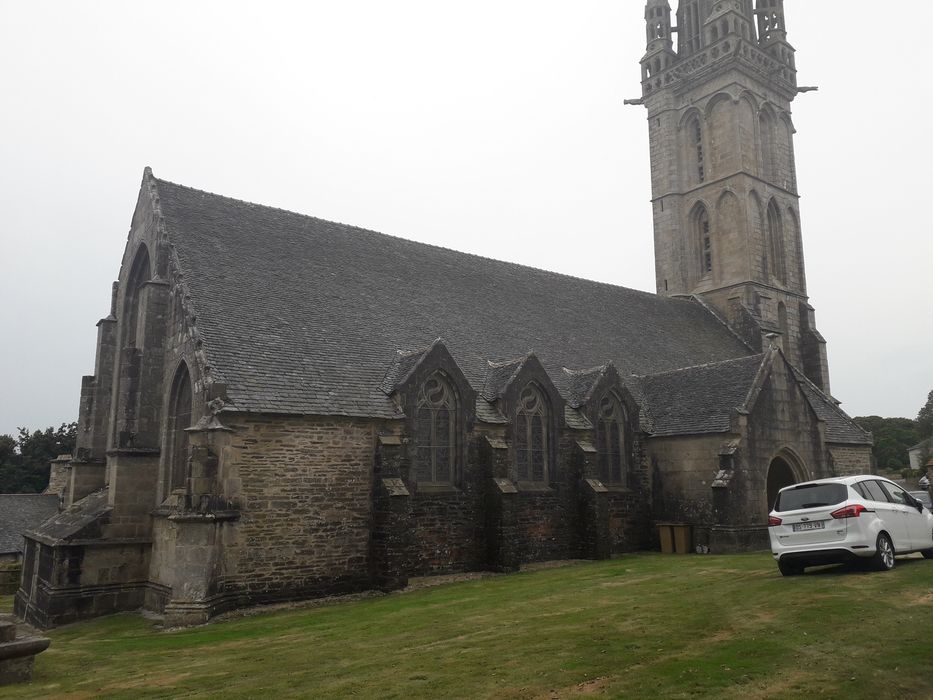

left=766, top=454, right=802, bottom=513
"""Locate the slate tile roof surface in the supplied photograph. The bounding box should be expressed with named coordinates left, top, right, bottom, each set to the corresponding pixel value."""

left=0, top=494, right=59, bottom=555
left=634, top=355, right=766, bottom=436
left=633, top=353, right=872, bottom=443
left=481, top=357, right=528, bottom=401
left=791, top=368, right=873, bottom=445
left=154, top=176, right=755, bottom=419
left=563, top=366, right=610, bottom=409
left=28, top=489, right=111, bottom=543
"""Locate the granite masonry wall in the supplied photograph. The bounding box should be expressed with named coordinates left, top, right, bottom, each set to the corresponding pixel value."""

left=828, top=445, right=873, bottom=477
left=218, top=414, right=376, bottom=604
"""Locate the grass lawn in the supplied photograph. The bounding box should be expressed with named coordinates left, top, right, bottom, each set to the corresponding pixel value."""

left=4, top=553, right=933, bottom=699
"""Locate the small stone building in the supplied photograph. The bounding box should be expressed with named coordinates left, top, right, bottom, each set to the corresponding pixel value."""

left=0, top=496, right=60, bottom=565
left=0, top=495, right=59, bottom=596
left=16, top=0, right=873, bottom=628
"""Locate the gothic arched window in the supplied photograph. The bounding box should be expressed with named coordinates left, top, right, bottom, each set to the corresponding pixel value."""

left=767, top=199, right=786, bottom=284
left=124, top=245, right=151, bottom=348
left=693, top=204, right=713, bottom=276
left=515, top=384, right=549, bottom=483
left=596, top=394, right=626, bottom=485
left=759, top=110, right=775, bottom=182
left=690, top=116, right=705, bottom=184
left=414, top=373, right=457, bottom=484
left=167, top=363, right=192, bottom=493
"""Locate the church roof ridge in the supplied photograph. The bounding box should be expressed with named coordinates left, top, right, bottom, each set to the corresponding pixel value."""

left=149, top=172, right=690, bottom=305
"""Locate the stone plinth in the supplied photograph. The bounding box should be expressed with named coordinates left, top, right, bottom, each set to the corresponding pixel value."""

left=0, top=621, right=51, bottom=685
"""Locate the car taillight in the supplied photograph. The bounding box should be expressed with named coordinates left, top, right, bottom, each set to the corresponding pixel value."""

left=831, top=504, right=867, bottom=519
left=768, top=516, right=782, bottom=527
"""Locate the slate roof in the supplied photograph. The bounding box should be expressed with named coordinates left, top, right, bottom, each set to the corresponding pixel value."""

left=27, top=489, right=111, bottom=545
left=791, top=368, right=873, bottom=445
left=0, top=494, right=59, bottom=555
left=563, top=366, right=610, bottom=409
left=633, top=353, right=872, bottom=444
left=634, top=355, right=766, bottom=436
left=153, top=175, right=753, bottom=419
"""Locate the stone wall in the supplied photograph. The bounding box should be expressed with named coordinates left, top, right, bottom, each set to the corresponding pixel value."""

left=742, top=360, right=826, bottom=519
left=16, top=539, right=150, bottom=628
left=407, top=490, right=484, bottom=575
left=647, top=433, right=725, bottom=526
left=829, top=445, right=873, bottom=477
left=0, top=563, right=20, bottom=595
left=44, top=456, right=70, bottom=499
left=219, top=414, right=375, bottom=604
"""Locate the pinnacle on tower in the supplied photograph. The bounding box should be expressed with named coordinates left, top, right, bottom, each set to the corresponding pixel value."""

left=644, top=0, right=673, bottom=51
left=642, top=0, right=675, bottom=82
left=704, top=0, right=755, bottom=46
left=754, top=0, right=787, bottom=44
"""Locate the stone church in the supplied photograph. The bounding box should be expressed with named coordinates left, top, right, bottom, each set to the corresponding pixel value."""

left=17, top=0, right=871, bottom=628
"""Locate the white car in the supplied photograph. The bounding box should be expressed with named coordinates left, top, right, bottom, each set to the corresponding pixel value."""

left=769, top=475, right=933, bottom=576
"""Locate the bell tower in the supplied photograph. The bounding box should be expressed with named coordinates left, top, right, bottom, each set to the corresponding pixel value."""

left=637, top=0, right=830, bottom=393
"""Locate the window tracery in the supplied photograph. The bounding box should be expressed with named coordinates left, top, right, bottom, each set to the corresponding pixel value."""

left=596, top=394, right=626, bottom=485
left=414, top=373, right=457, bottom=484
left=515, top=384, right=548, bottom=482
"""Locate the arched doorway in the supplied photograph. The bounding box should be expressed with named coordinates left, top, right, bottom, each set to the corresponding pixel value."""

left=767, top=457, right=797, bottom=512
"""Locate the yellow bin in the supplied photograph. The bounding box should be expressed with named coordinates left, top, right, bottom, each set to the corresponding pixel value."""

left=657, top=523, right=692, bottom=554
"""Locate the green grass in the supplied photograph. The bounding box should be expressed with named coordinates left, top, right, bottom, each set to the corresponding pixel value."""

left=5, top=554, right=933, bottom=699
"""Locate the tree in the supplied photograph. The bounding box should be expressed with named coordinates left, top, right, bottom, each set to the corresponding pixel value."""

left=853, top=416, right=920, bottom=471
left=0, top=423, right=77, bottom=493
left=918, top=390, right=933, bottom=441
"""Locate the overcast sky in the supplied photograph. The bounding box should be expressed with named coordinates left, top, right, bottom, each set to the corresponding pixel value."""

left=1, top=1, right=930, bottom=438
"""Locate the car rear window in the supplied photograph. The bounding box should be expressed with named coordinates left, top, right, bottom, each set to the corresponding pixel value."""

left=775, top=483, right=848, bottom=512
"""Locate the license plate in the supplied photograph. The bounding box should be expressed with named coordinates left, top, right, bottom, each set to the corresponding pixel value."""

left=793, top=521, right=824, bottom=532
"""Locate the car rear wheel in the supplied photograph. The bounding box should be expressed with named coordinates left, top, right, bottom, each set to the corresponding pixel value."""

left=872, top=533, right=895, bottom=571
left=778, top=559, right=803, bottom=577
